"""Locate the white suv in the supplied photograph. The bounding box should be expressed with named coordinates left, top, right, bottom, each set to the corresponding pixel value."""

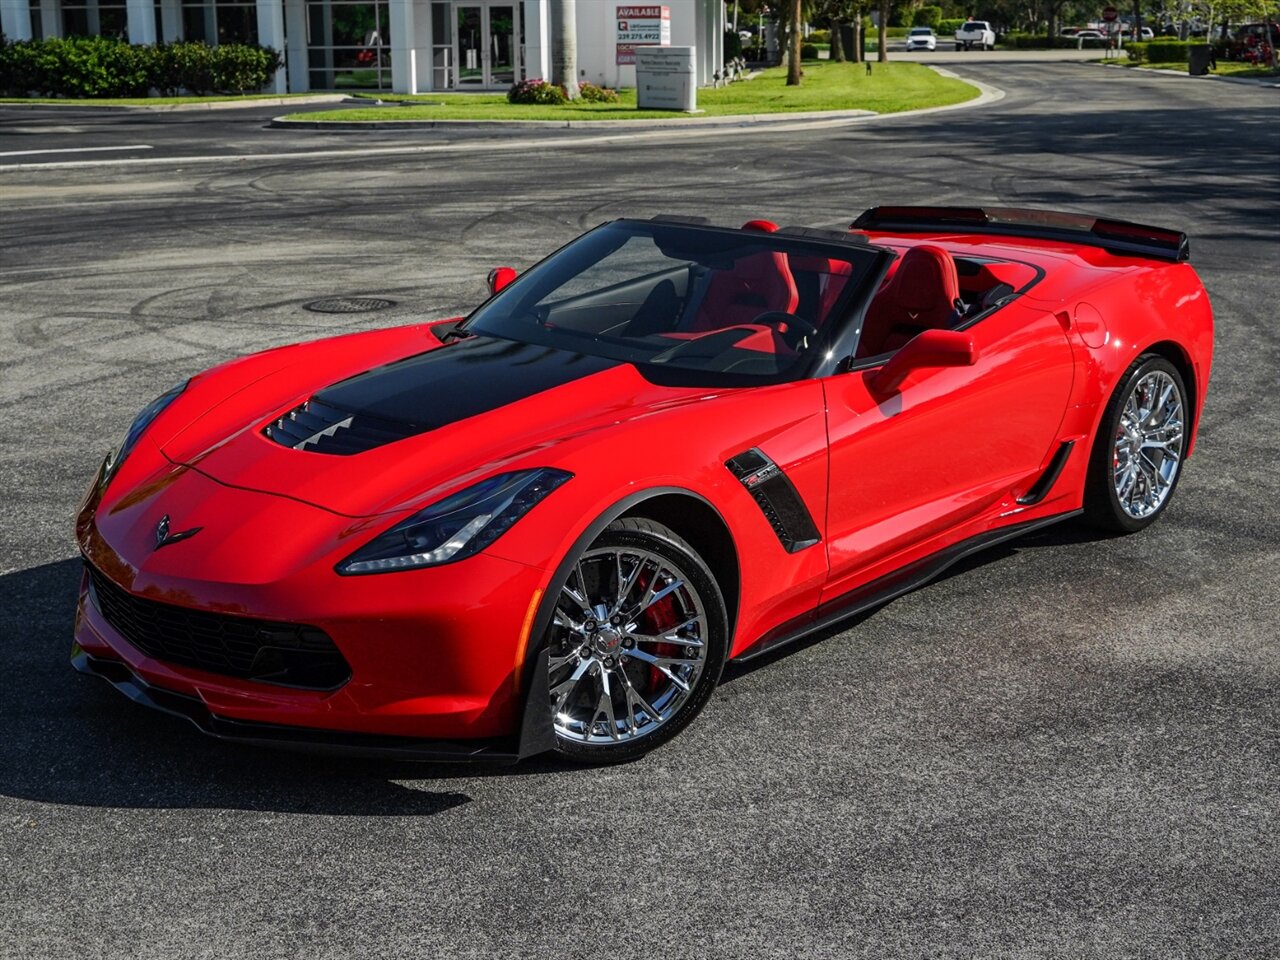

left=905, top=27, right=938, bottom=51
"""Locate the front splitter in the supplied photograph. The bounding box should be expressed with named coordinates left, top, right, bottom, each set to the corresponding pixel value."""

left=71, top=644, right=522, bottom=764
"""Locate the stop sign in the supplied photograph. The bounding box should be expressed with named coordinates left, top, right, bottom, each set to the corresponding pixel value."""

left=1102, top=5, right=1119, bottom=20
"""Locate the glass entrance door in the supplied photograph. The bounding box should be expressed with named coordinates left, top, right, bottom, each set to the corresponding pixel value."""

left=452, top=1, right=520, bottom=89
left=487, top=5, right=516, bottom=86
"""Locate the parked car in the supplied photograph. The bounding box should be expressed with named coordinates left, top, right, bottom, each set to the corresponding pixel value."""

left=1227, top=22, right=1280, bottom=62
left=73, top=207, right=1213, bottom=763
left=955, top=20, right=996, bottom=50
left=905, top=27, right=938, bottom=51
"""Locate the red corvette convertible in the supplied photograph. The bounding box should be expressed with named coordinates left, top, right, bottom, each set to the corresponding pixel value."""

left=72, top=207, right=1214, bottom=762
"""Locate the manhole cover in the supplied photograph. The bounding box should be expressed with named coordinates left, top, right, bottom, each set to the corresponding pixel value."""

left=303, top=297, right=396, bottom=314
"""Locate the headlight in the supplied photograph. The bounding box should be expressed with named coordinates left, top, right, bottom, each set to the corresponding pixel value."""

left=337, top=468, right=572, bottom=575
left=98, top=380, right=188, bottom=493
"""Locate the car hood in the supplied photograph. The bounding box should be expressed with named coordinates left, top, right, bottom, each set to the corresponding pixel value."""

left=162, top=333, right=714, bottom=518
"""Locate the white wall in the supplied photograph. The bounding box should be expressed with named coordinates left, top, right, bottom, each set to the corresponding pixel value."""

left=574, top=0, right=721, bottom=89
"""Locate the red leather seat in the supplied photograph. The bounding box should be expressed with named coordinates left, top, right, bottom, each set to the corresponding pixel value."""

left=858, top=244, right=962, bottom=357
left=689, top=250, right=799, bottom=332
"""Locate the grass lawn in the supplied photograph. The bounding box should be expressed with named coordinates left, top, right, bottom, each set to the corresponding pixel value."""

left=1115, top=60, right=1280, bottom=77
left=285, top=61, right=977, bottom=123
left=0, top=92, right=332, bottom=106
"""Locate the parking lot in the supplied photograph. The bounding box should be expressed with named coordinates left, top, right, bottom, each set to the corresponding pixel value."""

left=1, top=61, right=1278, bottom=958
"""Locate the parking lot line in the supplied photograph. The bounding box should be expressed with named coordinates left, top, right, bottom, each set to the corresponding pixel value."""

left=0, top=144, right=154, bottom=158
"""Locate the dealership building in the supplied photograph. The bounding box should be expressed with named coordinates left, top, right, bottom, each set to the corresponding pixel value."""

left=0, top=0, right=725, bottom=94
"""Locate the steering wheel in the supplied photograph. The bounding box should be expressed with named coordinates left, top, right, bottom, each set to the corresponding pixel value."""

left=750, top=311, right=819, bottom=348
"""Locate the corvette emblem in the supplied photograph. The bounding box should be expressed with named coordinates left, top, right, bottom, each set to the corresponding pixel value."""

left=154, top=514, right=202, bottom=550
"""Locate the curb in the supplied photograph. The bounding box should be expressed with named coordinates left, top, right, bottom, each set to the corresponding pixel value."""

left=1085, top=60, right=1280, bottom=88
left=270, top=107, right=879, bottom=131
left=0, top=94, right=348, bottom=113
left=268, top=66, right=999, bottom=132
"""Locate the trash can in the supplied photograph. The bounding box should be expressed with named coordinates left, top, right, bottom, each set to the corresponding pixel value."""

left=1188, top=44, right=1213, bottom=75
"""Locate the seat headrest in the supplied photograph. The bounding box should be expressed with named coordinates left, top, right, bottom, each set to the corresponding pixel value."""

left=894, top=244, right=960, bottom=313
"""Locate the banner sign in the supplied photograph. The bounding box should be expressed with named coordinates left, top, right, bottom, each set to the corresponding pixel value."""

left=617, top=5, right=671, bottom=65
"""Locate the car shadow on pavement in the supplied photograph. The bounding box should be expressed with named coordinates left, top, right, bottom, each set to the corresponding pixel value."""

left=0, top=557, right=566, bottom=813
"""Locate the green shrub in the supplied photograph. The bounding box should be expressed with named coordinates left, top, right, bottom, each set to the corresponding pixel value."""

left=209, top=42, right=280, bottom=93
left=0, top=37, right=279, bottom=97
left=577, top=81, right=618, bottom=103
left=506, top=77, right=567, bottom=104
left=913, top=6, right=943, bottom=30
left=807, top=29, right=830, bottom=44
left=939, top=18, right=967, bottom=36
left=1002, top=32, right=1081, bottom=49
left=800, top=43, right=820, bottom=59
left=724, top=30, right=742, bottom=60
left=1126, top=39, right=1200, bottom=63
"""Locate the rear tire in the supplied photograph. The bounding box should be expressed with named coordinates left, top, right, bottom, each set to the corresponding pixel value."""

left=1083, top=354, right=1189, bottom=534
left=545, top=517, right=727, bottom=764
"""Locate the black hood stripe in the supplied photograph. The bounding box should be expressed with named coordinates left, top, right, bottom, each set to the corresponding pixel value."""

left=265, top=336, right=619, bottom=456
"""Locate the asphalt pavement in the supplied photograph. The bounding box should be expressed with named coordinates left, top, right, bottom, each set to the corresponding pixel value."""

left=1, top=61, right=1278, bottom=959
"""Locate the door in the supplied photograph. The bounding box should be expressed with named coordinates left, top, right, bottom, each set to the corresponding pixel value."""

left=820, top=302, right=1076, bottom=603
left=453, top=2, right=520, bottom=88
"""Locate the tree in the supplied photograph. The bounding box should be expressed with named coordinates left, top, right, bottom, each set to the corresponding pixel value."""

left=788, top=0, right=805, bottom=84
left=817, top=0, right=862, bottom=61
left=551, top=0, right=579, bottom=100
left=878, top=0, right=890, bottom=60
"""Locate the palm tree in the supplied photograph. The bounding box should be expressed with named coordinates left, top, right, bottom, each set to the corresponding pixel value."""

left=552, top=0, right=580, bottom=100
left=787, top=0, right=805, bottom=84
left=877, top=0, right=889, bottom=63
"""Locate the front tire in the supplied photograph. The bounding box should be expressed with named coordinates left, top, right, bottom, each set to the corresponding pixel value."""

left=545, top=517, right=727, bottom=763
left=1084, top=354, right=1188, bottom=533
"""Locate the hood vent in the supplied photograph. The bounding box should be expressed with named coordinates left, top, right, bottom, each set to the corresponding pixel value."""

left=264, top=398, right=418, bottom=456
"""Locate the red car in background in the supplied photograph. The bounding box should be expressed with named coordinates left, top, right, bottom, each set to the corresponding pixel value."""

left=73, top=208, right=1214, bottom=763
left=1228, top=22, right=1280, bottom=62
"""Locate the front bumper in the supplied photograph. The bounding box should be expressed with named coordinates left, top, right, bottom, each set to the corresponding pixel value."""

left=72, top=643, right=526, bottom=762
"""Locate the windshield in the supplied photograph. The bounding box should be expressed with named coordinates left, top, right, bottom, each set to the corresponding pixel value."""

left=911, top=28, right=931, bottom=34
left=463, top=220, right=880, bottom=382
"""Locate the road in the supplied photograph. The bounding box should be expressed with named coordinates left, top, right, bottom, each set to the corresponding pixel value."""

left=1, top=62, right=1277, bottom=959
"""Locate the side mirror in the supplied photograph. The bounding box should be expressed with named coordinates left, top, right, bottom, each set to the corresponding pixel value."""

left=487, top=266, right=517, bottom=295
left=868, top=328, right=978, bottom=394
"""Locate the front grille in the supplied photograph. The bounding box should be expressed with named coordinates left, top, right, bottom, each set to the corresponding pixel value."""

left=86, top=565, right=351, bottom=690
left=263, top=398, right=417, bottom=456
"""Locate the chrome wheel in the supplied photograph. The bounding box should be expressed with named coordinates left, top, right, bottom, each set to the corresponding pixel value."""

left=548, top=544, right=710, bottom=746
left=1112, top=369, right=1184, bottom=519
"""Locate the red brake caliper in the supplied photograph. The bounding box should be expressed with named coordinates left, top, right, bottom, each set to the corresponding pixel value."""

left=637, top=583, right=679, bottom=694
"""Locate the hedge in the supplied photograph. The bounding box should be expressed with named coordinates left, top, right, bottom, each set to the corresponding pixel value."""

left=1001, top=32, right=1088, bottom=49
left=1124, top=39, right=1223, bottom=63
left=939, top=18, right=967, bottom=36
left=0, top=37, right=282, bottom=97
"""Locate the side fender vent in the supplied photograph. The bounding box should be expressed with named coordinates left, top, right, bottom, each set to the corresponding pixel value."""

left=725, top=448, right=821, bottom=553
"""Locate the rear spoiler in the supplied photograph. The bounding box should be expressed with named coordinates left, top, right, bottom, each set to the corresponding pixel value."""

left=851, top=206, right=1190, bottom=263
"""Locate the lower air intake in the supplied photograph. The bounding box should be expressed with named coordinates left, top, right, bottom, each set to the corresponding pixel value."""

left=87, top=564, right=351, bottom=690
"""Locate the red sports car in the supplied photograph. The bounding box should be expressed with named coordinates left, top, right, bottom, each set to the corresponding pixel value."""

left=72, top=207, right=1214, bottom=763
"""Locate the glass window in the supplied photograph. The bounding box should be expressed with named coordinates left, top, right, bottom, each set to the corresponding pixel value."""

left=62, top=2, right=129, bottom=38
left=179, top=0, right=257, bottom=44
left=305, top=0, right=390, bottom=89
left=464, top=221, right=880, bottom=382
